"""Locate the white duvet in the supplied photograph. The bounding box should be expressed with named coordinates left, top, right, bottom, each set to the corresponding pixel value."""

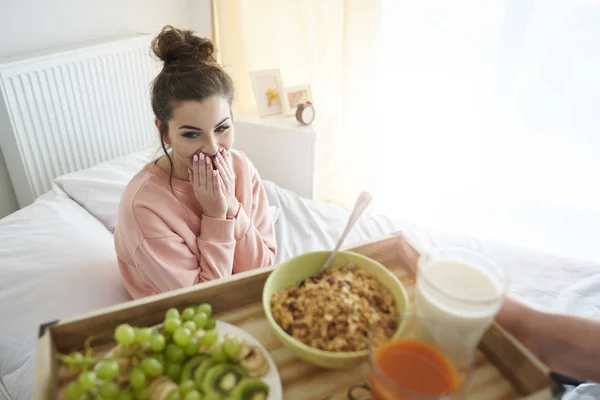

left=0, top=151, right=599, bottom=399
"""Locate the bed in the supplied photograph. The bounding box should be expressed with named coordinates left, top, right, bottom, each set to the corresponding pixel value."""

left=0, top=35, right=599, bottom=400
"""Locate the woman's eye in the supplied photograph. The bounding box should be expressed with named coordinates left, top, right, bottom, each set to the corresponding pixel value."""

left=183, top=132, right=199, bottom=139
left=215, top=125, right=230, bottom=133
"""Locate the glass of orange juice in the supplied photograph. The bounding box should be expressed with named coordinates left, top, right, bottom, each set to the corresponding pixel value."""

left=351, top=314, right=473, bottom=400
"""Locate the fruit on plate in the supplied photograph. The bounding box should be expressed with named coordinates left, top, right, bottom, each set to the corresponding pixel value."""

left=149, top=376, right=178, bottom=400
left=193, top=358, right=217, bottom=387
left=180, top=355, right=208, bottom=383
left=237, top=343, right=269, bottom=378
left=228, top=378, right=270, bottom=400
left=201, top=364, right=247, bottom=396
left=56, top=302, right=271, bottom=399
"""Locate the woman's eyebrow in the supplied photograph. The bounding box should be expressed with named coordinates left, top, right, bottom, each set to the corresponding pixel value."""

left=179, top=125, right=202, bottom=130
left=214, top=117, right=230, bottom=127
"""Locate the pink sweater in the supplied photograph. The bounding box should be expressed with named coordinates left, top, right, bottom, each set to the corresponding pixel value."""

left=114, top=150, right=276, bottom=299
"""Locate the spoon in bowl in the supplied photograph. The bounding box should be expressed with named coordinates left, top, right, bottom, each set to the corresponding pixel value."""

left=319, top=191, right=372, bottom=274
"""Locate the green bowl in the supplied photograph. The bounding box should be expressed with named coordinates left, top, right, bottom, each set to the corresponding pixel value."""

left=262, top=250, right=410, bottom=369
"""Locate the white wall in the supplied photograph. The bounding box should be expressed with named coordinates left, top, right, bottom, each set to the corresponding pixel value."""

left=0, top=0, right=212, bottom=218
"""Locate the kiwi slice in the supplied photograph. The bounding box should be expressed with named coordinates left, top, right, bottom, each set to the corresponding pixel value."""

left=201, top=364, right=247, bottom=396
left=194, top=358, right=217, bottom=387
left=181, top=355, right=209, bottom=383
left=227, top=378, right=270, bottom=400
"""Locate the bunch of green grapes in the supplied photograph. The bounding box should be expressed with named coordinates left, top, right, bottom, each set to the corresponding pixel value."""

left=60, top=303, right=217, bottom=400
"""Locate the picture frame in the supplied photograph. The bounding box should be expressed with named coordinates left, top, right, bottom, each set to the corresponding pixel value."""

left=250, top=69, right=284, bottom=116
left=282, top=85, right=313, bottom=116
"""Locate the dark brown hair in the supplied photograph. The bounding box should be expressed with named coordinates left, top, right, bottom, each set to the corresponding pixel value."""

left=150, top=25, right=234, bottom=179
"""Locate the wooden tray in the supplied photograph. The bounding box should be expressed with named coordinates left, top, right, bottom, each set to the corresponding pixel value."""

left=35, top=234, right=559, bottom=399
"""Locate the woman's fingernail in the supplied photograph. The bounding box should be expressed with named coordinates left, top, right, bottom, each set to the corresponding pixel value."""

left=193, top=154, right=198, bottom=162
left=199, top=153, right=205, bottom=161
left=206, top=157, right=210, bottom=164
left=215, top=156, right=220, bottom=163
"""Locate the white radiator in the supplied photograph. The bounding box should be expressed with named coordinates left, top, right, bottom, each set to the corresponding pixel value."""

left=0, top=35, right=160, bottom=207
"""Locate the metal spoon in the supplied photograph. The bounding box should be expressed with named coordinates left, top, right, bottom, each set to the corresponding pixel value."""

left=319, top=191, right=373, bottom=273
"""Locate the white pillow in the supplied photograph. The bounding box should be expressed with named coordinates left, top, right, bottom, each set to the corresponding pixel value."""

left=55, top=147, right=281, bottom=232
left=54, top=146, right=159, bottom=232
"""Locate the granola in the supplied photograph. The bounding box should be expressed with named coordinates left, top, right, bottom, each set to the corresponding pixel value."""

left=270, top=265, right=397, bottom=352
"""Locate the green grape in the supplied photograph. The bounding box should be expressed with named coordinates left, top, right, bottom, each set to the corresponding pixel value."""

left=129, top=367, right=147, bottom=389
left=65, top=382, right=83, bottom=400
left=211, top=345, right=228, bottom=363
left=98, top=381, right=120, bottom=399
left=165, top=361, right=183, bottom=381
left=181, top=307, right=196, bottom=321
left=96, top=360, right=119, bottom=380
left=77, top=370, right=97, bottom=391
left=204, top=318, right=216, bottom=331
left=153, top=353, right=167, bottom=367
left=150, top=333, right=166, bottom=352
left=192, top=313, right=208, bottom=329
left=166, top=308, right=180, bottom=320
left=183, top=321, right=197, bottom=332
left=223, top=338, right=241, bottom=359
left=135, top=387, right=151, bottom=400
left=165, top=343, right=185, bottom=362
left=184, top=337, right=200, bottom=356
left=117, top=390, right=135, bottom=400
left=135, top=327, right=153, bottom=344
left=199, top=330, right=218, bottom=345
left=196, top=303, right=212, bottom=317
left=164, top=318, right=182, bottom=334
left=183, top=390, right=202, bottom=400
left=166, top=392, right=181, bottom=400
left=179, top=380, right=196, bottom=394
left=114, top=324, right=136, bottom=347
left=68, top=351, right=84, bottom=370
left=173, top=327, right=192, bottom=346
left=141, top=357, right=164, bottom=377
left=204, top=393, right=221, bottom=400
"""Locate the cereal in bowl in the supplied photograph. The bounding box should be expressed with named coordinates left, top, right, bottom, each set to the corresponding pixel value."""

left=270, top=265, right=397, bottom=352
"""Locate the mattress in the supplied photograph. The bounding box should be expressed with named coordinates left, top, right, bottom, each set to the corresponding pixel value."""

left=0, top=177, right=599, bottom=399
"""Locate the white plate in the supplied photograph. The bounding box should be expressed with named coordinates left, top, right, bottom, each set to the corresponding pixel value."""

left=215, top=320, right=283, bottom=399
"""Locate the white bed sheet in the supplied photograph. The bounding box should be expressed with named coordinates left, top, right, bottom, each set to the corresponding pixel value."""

left=0, top=187, right=129, bottom=400
left=0, top=181, right=599, bottom=399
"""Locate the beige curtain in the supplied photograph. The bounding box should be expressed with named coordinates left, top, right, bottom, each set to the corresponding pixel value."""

left=212, top=0, right=381, bottom=207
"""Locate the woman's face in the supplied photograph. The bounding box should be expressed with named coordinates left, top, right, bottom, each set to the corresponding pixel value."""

left=161, top=96, right=234, bottom=170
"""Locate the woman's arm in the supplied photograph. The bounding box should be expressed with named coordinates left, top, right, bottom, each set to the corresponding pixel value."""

left=132, top=209, right=236, bottom=295
left=496, top=297, right=600, bottom=382
left=231, top=168, right=277, bottom=274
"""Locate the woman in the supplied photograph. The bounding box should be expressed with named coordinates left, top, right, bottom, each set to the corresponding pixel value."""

left=114, top=26, right=276, bottom=299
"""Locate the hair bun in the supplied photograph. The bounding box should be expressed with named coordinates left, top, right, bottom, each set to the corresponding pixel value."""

left=151, top=25, right=215, bottom=67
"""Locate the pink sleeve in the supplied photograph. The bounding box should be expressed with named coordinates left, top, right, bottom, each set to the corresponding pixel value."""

left=232, top=169, right=277, bottom=273
left=133, top=210, right=235, bottom=294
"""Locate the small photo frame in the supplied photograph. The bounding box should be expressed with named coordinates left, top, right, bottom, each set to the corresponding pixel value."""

left=282, top=85, right=313, bottom=115
left=250, top=69, right=284, bottom=116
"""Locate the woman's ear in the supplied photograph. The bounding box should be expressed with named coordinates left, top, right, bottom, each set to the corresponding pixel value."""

left=156, top=118, right=171, bottom=145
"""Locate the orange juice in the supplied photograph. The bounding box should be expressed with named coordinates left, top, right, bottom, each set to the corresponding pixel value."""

left=370, top=339, right=460, bottom=400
